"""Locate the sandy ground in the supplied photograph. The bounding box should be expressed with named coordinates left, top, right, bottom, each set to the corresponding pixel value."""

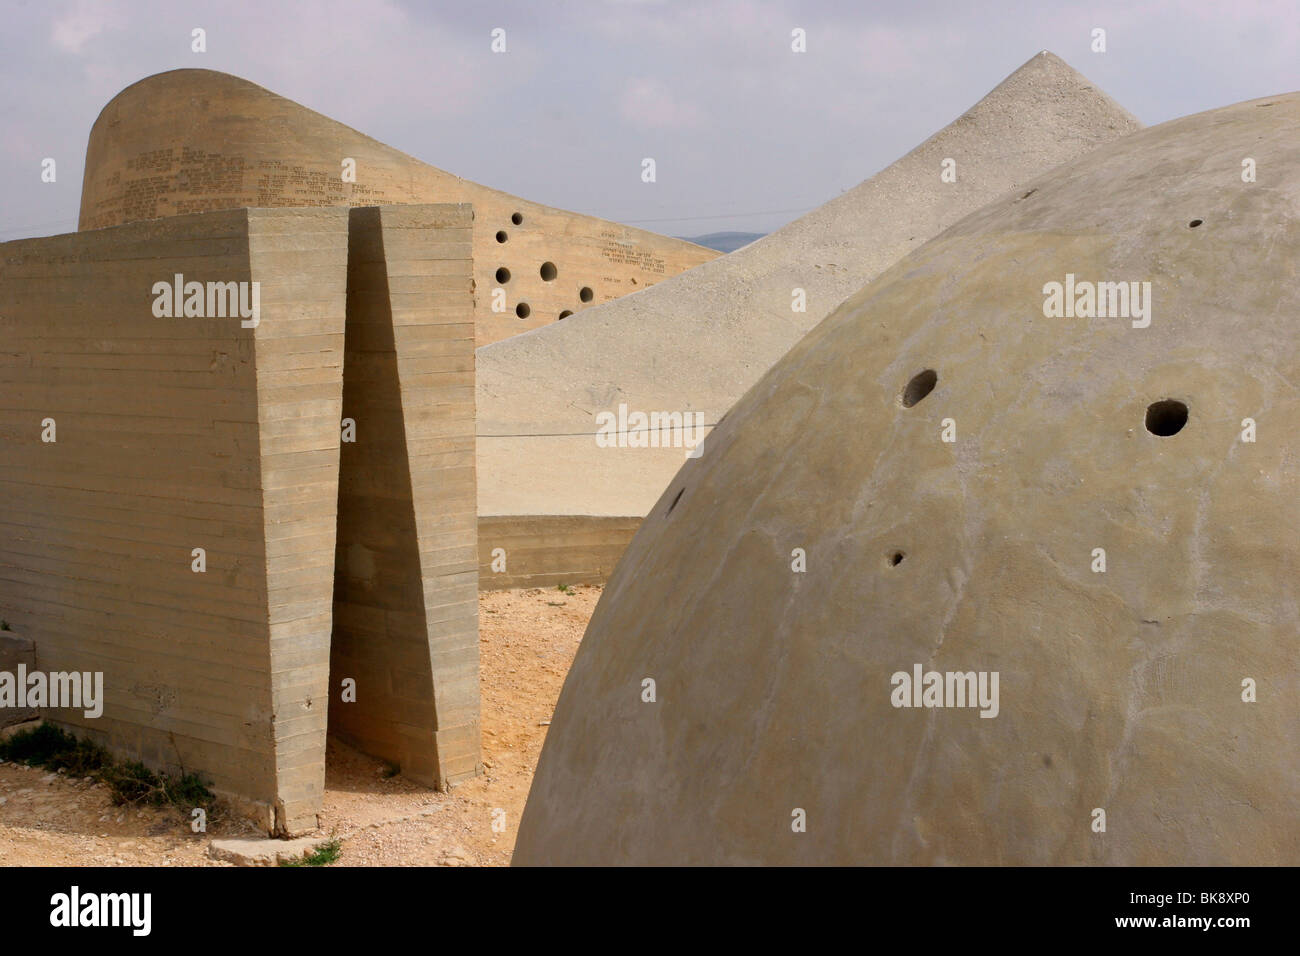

left=0, top=586, right=598, bottom=867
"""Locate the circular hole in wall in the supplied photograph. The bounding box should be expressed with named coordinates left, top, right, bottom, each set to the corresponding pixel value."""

left=540, top=262, right=557, bottom=282
left=496, top=230, right=508, bottom=243
left=889, top=551, right=906, bottom=567
left=901, top=369, right=938, bottom=407
left=1188, top=219, right=1203, bottom=228
left=558, top=310, right=573, bottom=319
left=1145, top=399, right=1188, bottom=436
left=579, top=286, right=594, bottom=303
left=511, top=212, right=523, bottom=225
left=516, top=302, right=531, bottom=318
left=495, top=267, right=511, bottom=284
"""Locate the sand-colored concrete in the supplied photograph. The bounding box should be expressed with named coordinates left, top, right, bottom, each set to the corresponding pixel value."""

left=477, top=52, right=1142, bottom=525
left=78, top=70, right=717, bottom=347
left=0, top=207, right=351, bottom=834
left=516, top=91, right=1300, bottom=865
left=478, top=515, right=641, bottom=590
left=330, top=205, right=481, bottom=791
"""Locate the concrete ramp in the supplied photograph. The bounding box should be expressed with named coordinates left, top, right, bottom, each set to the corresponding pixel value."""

left=476, top=52, right=1143, bottom=586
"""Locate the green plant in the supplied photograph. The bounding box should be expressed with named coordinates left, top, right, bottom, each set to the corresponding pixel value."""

left=556, top=583, right=572, bottom=595
left=0, top=619, right=10, bottom=630
left=281, top=838, right=342, bottom=867
left=0, top=722, right=217, bottom=817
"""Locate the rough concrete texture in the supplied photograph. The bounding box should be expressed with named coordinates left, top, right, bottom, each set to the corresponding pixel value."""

left=478, top=515, right=641, bottom=589
left=77, top=70, right=717, bottom=347
left=515, top=92, right=1300, bottom=865
left=0, top=633, right=37, bottom=727
left=0, top=207, right=350, bottom=834
left=477, top=52, right=1143, bottom=536
left=208, top=835, right=333, bottom=866
left=330, top=205, right=481, bottom=789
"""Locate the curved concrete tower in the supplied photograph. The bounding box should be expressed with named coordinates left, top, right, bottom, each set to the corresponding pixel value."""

left=78, top=69, right=718, bottom=346
left=514, top=91, right=1300, bottom=865
left=476, top=52, right=1142, bottom=586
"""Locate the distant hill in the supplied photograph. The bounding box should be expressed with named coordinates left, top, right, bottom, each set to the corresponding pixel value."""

left=678, top=231, right=766, bottom=253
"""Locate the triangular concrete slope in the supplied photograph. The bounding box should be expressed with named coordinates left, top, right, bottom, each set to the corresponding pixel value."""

left=515, top=91, right=1300, bottom=865
left=477, top=52, right=1142, bottom=523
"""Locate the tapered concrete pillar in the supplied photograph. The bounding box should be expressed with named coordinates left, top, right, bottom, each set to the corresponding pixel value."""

left=329, top=205, right=481, bottom=789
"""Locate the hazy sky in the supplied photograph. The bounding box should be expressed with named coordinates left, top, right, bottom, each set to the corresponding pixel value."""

left=1, top=0, right=1296, bottom=241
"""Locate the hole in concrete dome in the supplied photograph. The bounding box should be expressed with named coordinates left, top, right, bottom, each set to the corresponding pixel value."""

left=558, top=310, right=573, bottom=320
left=890, top=551, right=906, bottom=567
left=540, top=262, right=557, bottom=282
left=495, top=267, right=511, bottom=284
left=516, top=302, right=531, bottom=318
left=901, top=369, right=938, bottom=407
left=496, top=230, right=508, bottom=243
left=666, top=487, right=685, bottom=517
left=579, top=286, right=594, bottom=303
left=1145, top=399, right=1188, bottom=436
left=511, top=212, right=523, bottom=225
left=1188, top=219, right=1203, bottom=228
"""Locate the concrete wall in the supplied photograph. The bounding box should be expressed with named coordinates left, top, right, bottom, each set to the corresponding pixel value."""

left=330, top=205, right=481, bottom=788
left=0, top=632, right=37, bottom=727
left=0, top=207, right=349, bottom=833
left=0, top=203, right=481, bottom=832
left=478, top=515, right=640, bottom=590
left=77, top=70, right=718, bottom=346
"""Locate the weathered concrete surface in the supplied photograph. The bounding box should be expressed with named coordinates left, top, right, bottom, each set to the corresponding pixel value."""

left=0, top=207, right=350, bottom=835
left=515, top=92, right=1300, bottom=865
left=478, top=515, right=641, bottom=590
left=209, top=835, right=333, bottom=866
left=330, top=205, right=481, bottom=789
left=78, top=70, right=717, bottom=346
left=0, top=633, right=37, bottom=727
left=478, top=52, right=1143, bottom=535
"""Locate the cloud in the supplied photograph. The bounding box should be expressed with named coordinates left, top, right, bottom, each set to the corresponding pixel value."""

left=51, top=0, right=116, bottom=55
left=618, top=77, right=707, bottom=130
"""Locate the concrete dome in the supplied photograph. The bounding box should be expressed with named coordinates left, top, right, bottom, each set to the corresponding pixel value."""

left=515, top=91, right=1300, bottom=865
left=477, top=51, right=1142, bottom=521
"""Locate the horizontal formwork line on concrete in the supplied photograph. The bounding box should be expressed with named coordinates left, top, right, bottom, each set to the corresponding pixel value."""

left=0, top=557, right=270, bottom=613
left=51, top=715, right=278, bottom=771
left=0, top=425, right=255, bottom=450
left=0, top=600, right=272, bottom=662
left=0, top=478, right=263, bottom=522
left=0, top=465, right=261, bottom=494
left=5, top=345, right=254, bottom=365
left=0, top=600, right=272, bottom=656
left=266, top=594, right=336, bottom=628
left=0, top=526, right=268, bottom=570
left=32, top=673, right=278, bottom=732
left=0, top=389, right=260, bottom=417
left=0, top=517, right=269, bottom=561
left=0, top=248, right=252, bottom=274
left=0, top=332, right=253, bottom=348
left=0, top=470, right=265, bottom=507
left=0, top=507, right=263, bottom=546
